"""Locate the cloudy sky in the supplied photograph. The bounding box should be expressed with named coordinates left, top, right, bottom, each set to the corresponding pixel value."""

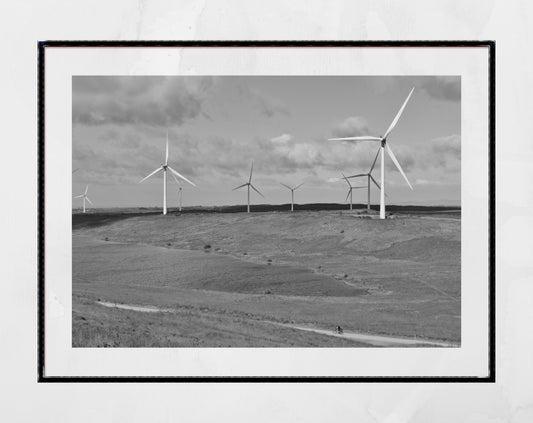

left=72, top=75, right=460, bottom=208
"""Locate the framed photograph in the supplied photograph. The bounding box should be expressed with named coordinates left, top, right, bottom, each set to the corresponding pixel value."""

left=38, top=41, right=494, bottom=381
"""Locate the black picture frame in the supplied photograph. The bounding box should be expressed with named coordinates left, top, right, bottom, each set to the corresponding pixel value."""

left=38, top=40, right=495, bottom=383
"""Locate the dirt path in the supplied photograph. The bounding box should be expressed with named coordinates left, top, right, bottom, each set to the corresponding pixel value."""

left=96, top=300, right=456, bottom=348
left=272, top=322, right=457, bottom=347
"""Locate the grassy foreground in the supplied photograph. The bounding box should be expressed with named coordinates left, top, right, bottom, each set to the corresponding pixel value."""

left=73, top=210, right=460, bottom=347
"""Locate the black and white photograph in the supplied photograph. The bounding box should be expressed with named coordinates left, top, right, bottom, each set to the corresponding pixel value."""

left=71, top=75, right=461, bottom=349
left=11, top=0, right=533, bottom=420
left=40, top=43, right=491, bottom=379
left=9, top=0, right=533, bottom=419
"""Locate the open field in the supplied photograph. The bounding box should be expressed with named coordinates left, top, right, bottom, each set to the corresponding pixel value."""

left=73, top=208, right=460, bottom=347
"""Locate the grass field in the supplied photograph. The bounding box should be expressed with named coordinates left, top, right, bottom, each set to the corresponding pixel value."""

left=72, top=208, right=460, bottom=347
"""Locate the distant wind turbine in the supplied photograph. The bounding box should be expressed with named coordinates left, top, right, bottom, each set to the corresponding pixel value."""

left=342, top=173, right=365, bottom=210
left=74, top=184, right=92, bottom=213
left=329, top=87, right=415, bottom=219
left=346, top=148, right=382, bottom=211
left=170, top=173, right=184, bottom=212
left=139, top=132, right=196, bottom=215
left=280, top=182, right=304, bottom=212
left=233, top=160, right=264, bottom=213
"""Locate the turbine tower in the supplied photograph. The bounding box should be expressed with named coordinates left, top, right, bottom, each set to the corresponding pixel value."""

left=280, top=182, right=304, bottom=212
left=171, top=173, right=183, bottom=212
left=342, top=173, right=365, bottom=210
left=74, top=184, right=92, bottom=213
left=139, top=132, right=196, bottom=215
left=233, top=160, right=264, bottom=213
left=346, top=148, right=382, bottom=211
left=329, top=88, right=415, bottom=219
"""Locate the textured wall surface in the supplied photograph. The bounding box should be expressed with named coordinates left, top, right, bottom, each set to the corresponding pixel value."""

left=1, top=1, right=532, bottom=421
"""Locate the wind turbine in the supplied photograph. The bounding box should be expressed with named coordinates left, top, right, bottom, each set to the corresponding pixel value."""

left=232, top=160, right=264, bottom=213
left=280, top=182, right=304, bottom=212
left=74, top=184, right=92, bottom=213
left=342, top=173, right=365, bottom=211
left=346, top=148, right=382, bottom=211
left=329, top=88, right=415, bottom=219
left=139, top=132, right=196, bottom=215
left=170, top=173, right=183, bottom=212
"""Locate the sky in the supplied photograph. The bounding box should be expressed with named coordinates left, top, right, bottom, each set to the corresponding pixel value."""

left=72, top=75, right=460, bottom=208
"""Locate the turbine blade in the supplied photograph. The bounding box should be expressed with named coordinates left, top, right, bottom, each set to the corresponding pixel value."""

left=294, top=182, right=304, bottom=190
left=369, top=175, right=387, bottom=197
left=346, top=174, right=366, bottom=178
left=72, top=168, right=79, bottom=174
left=165, top=132, right=169, bottom=166
left=369, top=148, right=381, bottom=173
left=386, top=143, right=413, bottom=190
left=168, top=166, right=196, bottom=187
left=84, top=185, right=88, bottom=195
left=369, top=175, right=381, bottom=190
left=85, top=197, right=93, bottom=205
left=249, top=160, right=254, bottom=183
left=171, top=172, right=181, bottom=185
left=383, top=87, right=414, bottom=139
left=280, top=182, right=292, bottom=190
left=232, top=183, right=248, bottom=191
left=344, top=190, right=351, bottom=203
left=328, top=136, right=382, bottom=142
left=341, top=173, right=351, bottom=187
left=74, top=194, right=84, bottom=198
left=250, top=184, right=265, bottom=198
left=139, top=167, right=163, bottom=183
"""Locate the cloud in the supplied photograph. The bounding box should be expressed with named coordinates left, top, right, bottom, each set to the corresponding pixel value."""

left=73, top=76, right=216, bottom=127
left=331, top=116, right=371, bottom=138
left=236, top=84, right=290, bottom=118
left=255, top=94, right=290, bottom=118
left=418, top=76, right=460, bottom=102
left=426, top=134, right=461, bottom=170
left=414, top=178, right=456, bottom=187
left=431, top=134, right=461, bottom=157
left=271, top=133, right=292, bottom=144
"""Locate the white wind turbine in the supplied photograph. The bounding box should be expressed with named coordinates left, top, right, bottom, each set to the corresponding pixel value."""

left=232, top=160, right=264, bottom=213
left=342, top=173, right=365, bottom=211
left=280, top=182, right=304, bottom=212
left=346, top=148, right=382, bottom=211
left=74, top=184, right=92, bottom=213
left=170, top=173, right=184, bottom=212
left=139, top=132, right=196, bottom=215
left=329, top=88, right=415, bottom=219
